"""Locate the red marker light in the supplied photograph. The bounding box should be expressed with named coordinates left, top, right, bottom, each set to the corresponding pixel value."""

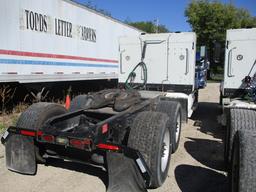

left=102, top=124, right=109, bottom=134
left=97, top=143, right=120, bottom=151
left=41, top=135, right=55, bottom=143
left=37, top=131, right=43, bottom=136
left=20, top=130, right=36, bottom=137
left=70, top=139, right=91, bottom=149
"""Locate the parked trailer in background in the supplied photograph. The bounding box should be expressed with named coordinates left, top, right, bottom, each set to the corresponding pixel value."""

left=0, top=0, right=141, bottom=95
left=220, top=28, right=256, bottom=191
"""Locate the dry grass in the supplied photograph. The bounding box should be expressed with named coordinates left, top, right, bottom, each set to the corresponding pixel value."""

left=0, top=103, right=29, bottom=133
left=0, top=97, right=66, bottom=133
left=0, top=113, right=20, bottom=133
left=0, top=85, right=17, bottom=113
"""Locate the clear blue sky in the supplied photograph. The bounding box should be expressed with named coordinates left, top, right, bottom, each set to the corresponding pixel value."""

left=75, top=0, right=256, bottom=32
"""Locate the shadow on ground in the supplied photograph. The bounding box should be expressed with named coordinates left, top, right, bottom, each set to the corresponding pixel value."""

left=45, top=158, right=108, bottom=187
left=184, top=138, right=224, bottom=171
left=178, top=101, right=228, bottom=191
left=175, top=165, right=228, bottom=192
left=191, top=102, right=224, bottom=140
left=188, top=102, right=226, bottom=171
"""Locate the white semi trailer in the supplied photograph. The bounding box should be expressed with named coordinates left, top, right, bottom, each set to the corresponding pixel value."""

left=0, top=0, right=141, bottom=84
left=220, top=28, right=256, bottom=191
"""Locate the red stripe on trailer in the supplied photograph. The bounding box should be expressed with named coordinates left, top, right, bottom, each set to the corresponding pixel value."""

left=0, top=49, right=118, bottom=63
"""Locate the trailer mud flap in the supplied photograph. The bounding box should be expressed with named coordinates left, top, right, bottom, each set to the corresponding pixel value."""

left=106, top=152, right=147, bottom=192
left=5, top=134, right=36, bottom=175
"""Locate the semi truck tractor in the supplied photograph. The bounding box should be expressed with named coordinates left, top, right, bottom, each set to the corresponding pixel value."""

left=0, top=0, right=141, bottom=97
left=1, top=31, right=204, bottom=192
left=219, top=28, right=256, bottom=191
left=1, top=0, right=208, bottom=191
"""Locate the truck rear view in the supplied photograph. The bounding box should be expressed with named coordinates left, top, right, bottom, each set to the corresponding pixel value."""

left=220, top=28, right=256, bottom=192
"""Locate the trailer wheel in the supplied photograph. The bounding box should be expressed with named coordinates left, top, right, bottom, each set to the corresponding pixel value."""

left=15, top=102, right=67, bottom=162
left=128, top=111, right=170, bottom=188
left=229, top=130, right=256, bottom=192
left=156, top=101, right=182, bottom=153
left=225, top=108, right=256, bottom=165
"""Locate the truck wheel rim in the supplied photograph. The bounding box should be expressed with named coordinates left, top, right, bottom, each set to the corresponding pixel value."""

left=175, top=114, right=181, bottom=143
left=161, top=127, right=170, bottom=172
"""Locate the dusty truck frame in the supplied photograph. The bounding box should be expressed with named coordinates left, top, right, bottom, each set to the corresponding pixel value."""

left=219, top=28, right=256, bottom=191
left=1, top=88, right=183, bottom=192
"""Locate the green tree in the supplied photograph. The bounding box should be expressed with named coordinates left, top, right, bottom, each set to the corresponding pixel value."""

left=185, top=0, right=256, bottom=67
left=127, top=21, right=169, bottom=33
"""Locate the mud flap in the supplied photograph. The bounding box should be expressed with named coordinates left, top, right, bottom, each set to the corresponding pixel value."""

left=106, top=152, right=148, bottom=192
left=5, top=134, right=37, bottom=175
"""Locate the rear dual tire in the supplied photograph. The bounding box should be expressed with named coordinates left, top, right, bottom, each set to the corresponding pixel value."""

left=128, top=111, right=172, bottom=188
left=156, top=101, right=182, bottom=153
left=229, top=130, right=256, bottom=192
left=224, top=108, right=256, bottom=165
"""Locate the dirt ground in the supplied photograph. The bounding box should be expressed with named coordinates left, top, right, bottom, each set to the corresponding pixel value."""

left=0, top=83, right=228, bottom=192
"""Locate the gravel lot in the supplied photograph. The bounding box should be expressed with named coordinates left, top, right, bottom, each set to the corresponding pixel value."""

left=0, top=83, right=228, bottom=192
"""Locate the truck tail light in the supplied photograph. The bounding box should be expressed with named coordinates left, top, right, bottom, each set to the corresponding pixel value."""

left=37, top=131, right=43, bottom=136
left=41, top=135, right=55, bottom=143
left=69, top=139, right=91, bottom=149
left=20, top=130, right=36, bottom=137
left=97, top=143, right=120, bottom=151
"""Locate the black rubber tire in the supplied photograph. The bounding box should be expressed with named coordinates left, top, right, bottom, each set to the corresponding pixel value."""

left=156, top=100, right=182, bottom=153
left=229, top=130, right=256, bottom=192
left=225, top=108, right=256, bottom=165
left=128, top=111, right=170, bottom=188
left=69, top=95, right=92, bottom=112
left=16, top=102, right=67, bottom=162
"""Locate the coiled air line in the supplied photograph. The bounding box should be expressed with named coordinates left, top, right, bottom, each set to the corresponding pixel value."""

left=125, top=39, right=165, bottom=90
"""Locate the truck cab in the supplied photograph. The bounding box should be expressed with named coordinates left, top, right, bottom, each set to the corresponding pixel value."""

left=118, top=32, right=198, bottom=118
left=220, top=28, right=256, bottom=108
left=220, top=28, right=256, bottom=192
